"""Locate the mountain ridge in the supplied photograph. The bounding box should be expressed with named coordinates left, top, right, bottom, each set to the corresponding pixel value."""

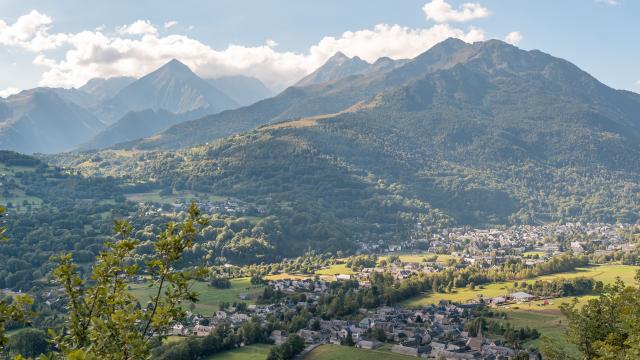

left=96, top=59, right=240, bottom=124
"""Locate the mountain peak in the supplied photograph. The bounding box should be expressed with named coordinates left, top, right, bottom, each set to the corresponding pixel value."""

left=99, top=56, right=238, bottom=123
left=295, top=52, right=370, bottom=87
left=329, top=51, right=349, bottom=61
left=157, top=58, right=193, bottom=74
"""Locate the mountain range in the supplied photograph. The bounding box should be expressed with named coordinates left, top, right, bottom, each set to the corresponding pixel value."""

left=0, top=89, right=104, bottom=154
left=0, top=60, right=275, bottom=154
left=51, top=38, right=640, bottom=253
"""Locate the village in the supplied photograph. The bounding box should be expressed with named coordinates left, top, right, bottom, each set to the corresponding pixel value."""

left=169, top=277, right=535, bottom=359
left=374, top=221, right=637, bottom=263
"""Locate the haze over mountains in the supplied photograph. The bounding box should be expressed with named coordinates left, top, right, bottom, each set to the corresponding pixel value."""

left=0, top=60, right=275, bottom=154
left=121, top=38, right=640, bottom=155
left=50, top=38, right=640, bottom=253
left=0, top=89, right=104, bottom=154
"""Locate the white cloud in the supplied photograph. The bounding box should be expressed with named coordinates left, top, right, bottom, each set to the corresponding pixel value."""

left=1, top=9, right=486, bottom=91
left=117, top=20, right=157, bottom=36
left=504, top=31, right=523, bottom=45
left=164, top=20, right=178, bottom=29
left=0, top=10, right=66, bottom=51
left=596, top=0, right=619, bottom=5
left=266, top=39, right=278, bottom=48
left=0, top=87, right=20, bottom=98
left=423, top=0, right=490, bottom=23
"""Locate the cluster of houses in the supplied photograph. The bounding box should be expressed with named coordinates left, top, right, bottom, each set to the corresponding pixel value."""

left=317, top=304, right=525, bottom=359
left=164, top=276, right=536, bottom=358
left=376, top=222, right=638, bottom=266
left=167, top=296, right=532, bottom=359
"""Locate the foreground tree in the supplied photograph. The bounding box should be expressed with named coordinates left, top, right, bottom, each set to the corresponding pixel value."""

left=551, top=271, right=640, bottom=359
left=0, top=206, right=33, bottom=351
left=8, top=328, right=50, bottom=358
left=50, top=203, right=208, bottom=359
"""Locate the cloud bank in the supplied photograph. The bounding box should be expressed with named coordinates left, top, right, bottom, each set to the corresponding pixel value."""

left=0, top=2, right=493, bottom=90
left=422, top=0, right=490, bottom=23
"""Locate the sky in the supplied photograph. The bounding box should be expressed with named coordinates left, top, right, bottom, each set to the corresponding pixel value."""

left=0, top=0, right=638, bottom=96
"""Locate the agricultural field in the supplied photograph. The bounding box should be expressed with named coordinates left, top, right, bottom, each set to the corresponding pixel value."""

left=203, top=344, right=273, bottom=360
left=304, top=345, right=414, bottom=360
left=130, top=277, right=265, bottom=314
left=266, top=253, right=458, bottom=282
left=494, top=308, right=579, bottom=354
left=314, top=263, right=356, bottom=276
left=265, top=263, right=355, bottom=281
left=0, top=163, right=44, bottom=211
left=125, top=189, right=227, bottom=204
left=400, top=264, right=639, bottom=308
left=400, top=264, right=638, bottom=355
left=378, top=252, right=457, bottom=265
left=522, top=251, right=547, bottom=258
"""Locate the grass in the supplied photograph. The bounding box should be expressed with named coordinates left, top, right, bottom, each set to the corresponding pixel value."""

left=265, top=273, right=309, bottom=281
left=130, top=277, right=265, bottom=315
left=5, top=328, right=24, bottom=337
left=495, top=309, right=580, bottom=355
left=399, top=264, right=638, bottom=356
left=264, top=263, right=356, bottom=281
left=304, top=345, right=415, bottom=360
left=378, top=252, right=457, bottom=265
left=265, top=253, right=459, bottom=282
left=125, top=190, right=227, bottom=204
left=203, top=344, right=273, bottom=360
left=164, top=336, right=186, bottom=344
left=523, top=251, right=547, bottom=258
left=400, top=264, right=639, bottom=308
left=315, top=263, right=355, bottom=276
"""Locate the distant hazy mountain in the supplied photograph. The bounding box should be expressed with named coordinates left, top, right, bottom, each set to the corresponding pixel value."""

left=0, top=89, right=104, bottom=154
left=30, top=87, right=100, bottom=109
left=80, top=76, right=136, bottom=101
left=97, top=59, right=239, bottom=124
left=79, top=108, right=207, bottom=150
left=365, top=57, right=409, bottom=75
left=295, top=52, right=371, bottom=87
left=207, top=76, right=275, bottom=106
left=121, top=45, right=462, bottom=150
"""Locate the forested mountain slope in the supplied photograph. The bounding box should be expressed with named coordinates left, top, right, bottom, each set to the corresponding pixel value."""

left=51, top=40, right=640, bottom=255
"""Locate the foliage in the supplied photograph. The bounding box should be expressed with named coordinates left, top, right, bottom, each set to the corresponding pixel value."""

left=345, top=255, right=377, bottom=271
left=7, top=328, right=51, bottom=358
left=560, top=271, right=640, bottom=359
left=49, top=203, right=208, bottom=359
left=152, top=320, right=272, bottom=360
left=0, top=205, right=34, bottom=351
left=210, top=276, right=231, bottom=289
left=265, top=335, right=305, bottom=360
left=523, top=277, right=599, bottom=298
left=0, top=205, right=6, bottom=242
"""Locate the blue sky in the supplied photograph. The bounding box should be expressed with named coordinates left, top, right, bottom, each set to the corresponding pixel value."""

left=0, top=0, right=638, bottom=94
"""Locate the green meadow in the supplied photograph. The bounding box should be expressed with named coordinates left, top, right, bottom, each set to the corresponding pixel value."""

left=400, top=264, right=639, bottom=308
left=304, top=345, right=415, bottom=360
left=130, top=277, right=265, bottom=314
left=203, top=344, right=273, bottom=360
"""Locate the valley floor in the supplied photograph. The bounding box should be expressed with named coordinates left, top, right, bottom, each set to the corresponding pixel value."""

left=202, top=344, right=273, bottom=360
left=400, top=263, right=639, bottom=353
left=130, top=277, right=265, bottom=314
left=303, top=344, right=415, bottom=360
